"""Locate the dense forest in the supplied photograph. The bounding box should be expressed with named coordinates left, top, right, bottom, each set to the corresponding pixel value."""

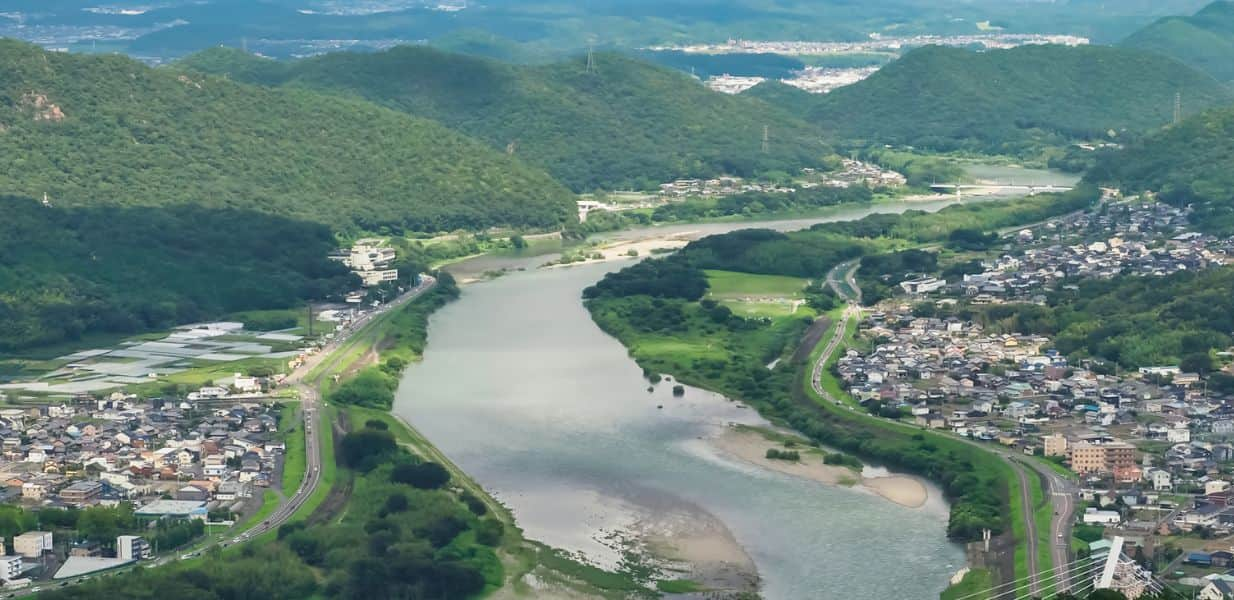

left=749, top=44, right=1233, bottom=154
left=0, top=197, right=356, bottom=351
left=0, top=40, right=575, bottom=234
left=1122, top=1, right=1234, bottom=84
left=178, top=46, right=833, bottom=192
left=1088, top=104, right=1234, bottom=234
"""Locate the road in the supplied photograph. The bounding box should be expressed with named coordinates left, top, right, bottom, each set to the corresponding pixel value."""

left=808, top=265, right=1078, bottom=596
left=22, top=276, right=437, bottom=594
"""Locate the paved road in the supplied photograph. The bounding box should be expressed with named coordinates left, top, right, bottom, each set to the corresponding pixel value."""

left=21, top=277, right=438, bottom=594
left=808, top=264, right=1079, bottom=596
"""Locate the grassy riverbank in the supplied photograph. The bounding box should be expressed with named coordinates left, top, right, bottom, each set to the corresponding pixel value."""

left=314, top=275, right=653, bottom=598
left=582, top=192, right=1103, bottom=595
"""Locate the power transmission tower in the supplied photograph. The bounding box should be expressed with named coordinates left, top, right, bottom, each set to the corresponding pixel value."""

left=761, top=125, right=770, bottom=153
left=586, top=43, right=595, bottom=74
left=1173, top=91, right=1182, bottom=125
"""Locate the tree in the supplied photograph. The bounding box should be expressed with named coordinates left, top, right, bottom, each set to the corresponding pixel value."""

left=1181, top=352, right=1214, bottom=375
left=339, top=429, right=397, bottom=470
left=391, top=461, right=451, bottom=489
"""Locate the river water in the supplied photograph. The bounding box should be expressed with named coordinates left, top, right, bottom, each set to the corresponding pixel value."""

left=392, top=171, right=1076, bottom=598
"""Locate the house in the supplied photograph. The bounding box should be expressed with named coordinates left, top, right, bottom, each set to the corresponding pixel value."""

left=1200, top=578, right=1234, bottom=600
left=1211, top=551, right=1234, bottom=568
left=1146, top=468, right=1173, bottom=491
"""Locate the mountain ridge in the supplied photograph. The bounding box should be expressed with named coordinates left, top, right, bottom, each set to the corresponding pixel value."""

left=178, top=45, right=834, bottom=192
left=0, top=39, right=576, bottom=234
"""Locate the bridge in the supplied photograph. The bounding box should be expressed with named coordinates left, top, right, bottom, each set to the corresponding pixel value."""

left=930, top=183, right=1074, bottom=196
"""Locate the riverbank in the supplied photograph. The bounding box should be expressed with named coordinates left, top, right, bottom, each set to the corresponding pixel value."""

left=710, top=425, right=929, bottom=509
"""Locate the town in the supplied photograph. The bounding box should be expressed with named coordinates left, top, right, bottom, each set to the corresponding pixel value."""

left=648, top=32, right=1090, bottom=57
left=833, top=195, right=1234, bottom=597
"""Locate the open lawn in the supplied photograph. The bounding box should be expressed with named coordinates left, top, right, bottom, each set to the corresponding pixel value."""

left=705, top=269, right=808, bottom=299
left=707, top=269, right=810, bottom=319
left=280, top=405, right=306, bottom=494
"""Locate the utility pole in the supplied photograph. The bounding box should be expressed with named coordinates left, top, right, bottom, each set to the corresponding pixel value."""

left=1173, top=91, right=1182, bottom=125
left=307, top=305, right=313, bottom=338
left=761, top=125, right=770, bottom=154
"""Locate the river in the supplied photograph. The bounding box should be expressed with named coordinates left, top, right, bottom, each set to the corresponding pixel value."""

left=392, top=169, right=1077, bottom=598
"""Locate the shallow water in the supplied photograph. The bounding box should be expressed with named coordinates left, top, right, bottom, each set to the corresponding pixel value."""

left=393, top=169, right=1067, bottom=597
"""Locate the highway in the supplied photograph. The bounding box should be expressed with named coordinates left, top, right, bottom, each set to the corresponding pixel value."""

left=808, top=266, right=1078, bottom=595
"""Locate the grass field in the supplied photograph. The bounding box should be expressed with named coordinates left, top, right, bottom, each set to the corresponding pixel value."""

left=706, top=269, right=810, bottom=319
left=705, top=270, right=808, bottom=298
left=280, top=405, right=306, bottom=494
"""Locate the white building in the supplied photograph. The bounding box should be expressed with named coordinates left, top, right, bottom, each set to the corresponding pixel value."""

left=1082, top=508, right=1122, bottom=525
left=0, top=555, right=19, bottom=581
left=116, top=536, right=151, bottom=560
left=900, top=276, right=947, bottom=295
left=359, top=269, right=399, bottom=287
left=232, top=373, right=260, bottom=394
left=1146, top=468, right=1173, bottom=491
left=13, top=531, right=52, bottom=558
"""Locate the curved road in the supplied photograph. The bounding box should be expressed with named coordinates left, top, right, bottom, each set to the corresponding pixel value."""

left=809, top=265, right=1077, bottom=596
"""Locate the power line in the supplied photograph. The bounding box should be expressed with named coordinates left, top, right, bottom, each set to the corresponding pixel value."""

left=954, top=558, right=1103, bottom=600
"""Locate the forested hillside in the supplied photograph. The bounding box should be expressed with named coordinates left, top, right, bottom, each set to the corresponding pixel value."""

left=748, top=44, right=1234, bottom=153
left=1088, top=105, right=1234, bottom=233
left=0, top=197, right=356, bottom=351
left=1122, top=1, right=1234, bottom=84
left=0, top=40, right=575, bottom=233
left=178, top=46, right=832, bottom=191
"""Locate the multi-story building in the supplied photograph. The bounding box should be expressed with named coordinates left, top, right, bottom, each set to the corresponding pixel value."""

left=1070, top=441, right=1136, bottom=474
left=59, top=480, right=103, bottom=506
left=116, top=536, right=151, bottom=560
left=1044, top=434, right=1068, bottom=457
left=13, top=531, right=52, bottom=558
left=0, top=555, right=20, bottom=581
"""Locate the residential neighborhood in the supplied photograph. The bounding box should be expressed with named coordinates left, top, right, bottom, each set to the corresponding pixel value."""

left=833, top=195, right=1234, bottom=596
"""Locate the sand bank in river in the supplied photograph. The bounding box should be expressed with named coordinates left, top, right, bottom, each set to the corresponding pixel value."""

left=541, top=235, right=694, bottom=270
left=711, top=426, right=929, bottom=509
left=635, top=505, right=760, bottom=597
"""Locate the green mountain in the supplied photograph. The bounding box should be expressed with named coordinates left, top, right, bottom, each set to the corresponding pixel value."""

left=0, top=40, right=575, bottom=234
left=748, top=44, right=1234, bottom=153
left=0, top=197, right=356, bottom=352
left=178, top=46, right=832, bottom=192
left=1088, top=104, right=1234, bottom=233
left=1122, top=1, right=1234, bottom=84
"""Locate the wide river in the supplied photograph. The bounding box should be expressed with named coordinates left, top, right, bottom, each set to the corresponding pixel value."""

left=393, top=169, right=1077, bottom=598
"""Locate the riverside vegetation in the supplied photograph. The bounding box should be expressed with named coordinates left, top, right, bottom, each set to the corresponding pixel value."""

left=41, top=274, right=646, bottom=600
left=584, top=189, right=1098, bottom=543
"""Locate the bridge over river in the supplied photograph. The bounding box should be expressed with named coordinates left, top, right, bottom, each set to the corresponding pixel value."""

left=930, top=182, right=1074, bottom=195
